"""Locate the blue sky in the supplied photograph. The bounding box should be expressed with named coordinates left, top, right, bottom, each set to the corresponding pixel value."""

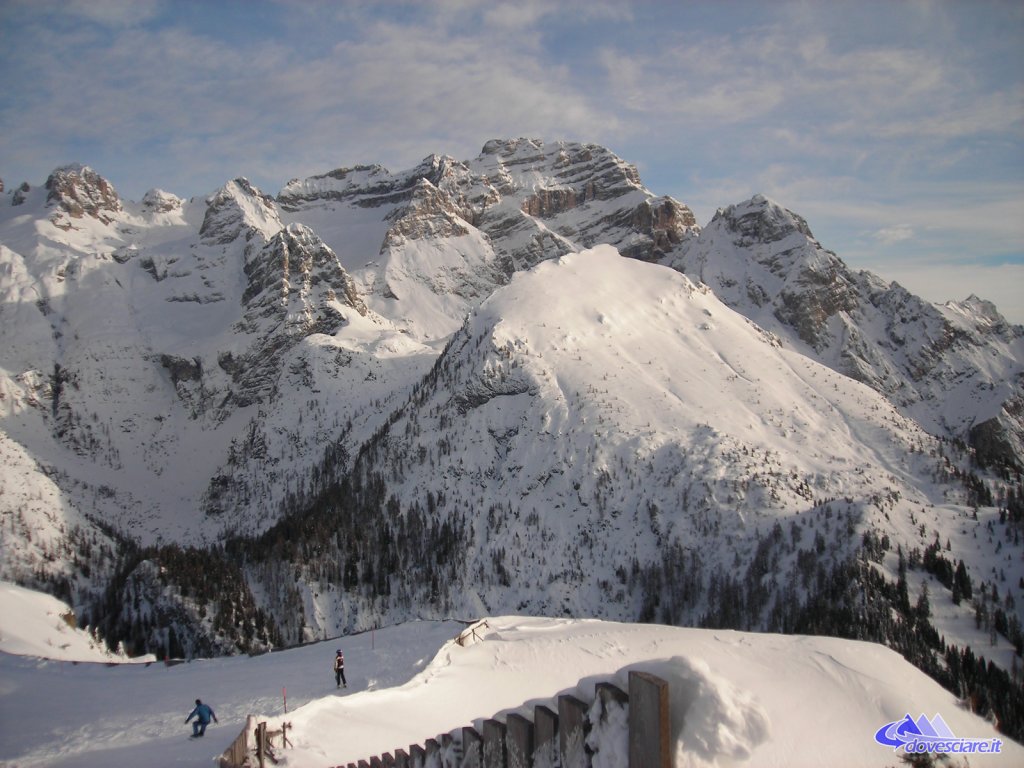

left=1, top=0, right=1022, bottom=321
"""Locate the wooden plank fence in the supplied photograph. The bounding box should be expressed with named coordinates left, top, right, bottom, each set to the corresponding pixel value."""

left=328, top=670, right=672, bottom=768
left=219, top=716, right=292, bottom=768
left=219, top=714, right=255, bottom=768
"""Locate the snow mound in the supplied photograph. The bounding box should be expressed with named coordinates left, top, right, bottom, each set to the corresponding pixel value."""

left=640, top=656, right=770, bottom=766
left=0, top=581, right=133, bottom=662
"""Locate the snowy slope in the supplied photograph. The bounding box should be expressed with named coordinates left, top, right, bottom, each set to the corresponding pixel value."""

left=302, top=245, right=948, bottom=621
left=279, top=616, right=1024, bottom=768
left=1, top=604, right=1020, bottom=768
left=245, top=244, right=1024, bottom=743
left=0, top=581, right=132, bottom=663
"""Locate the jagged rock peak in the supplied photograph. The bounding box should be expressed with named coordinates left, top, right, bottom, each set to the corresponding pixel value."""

left=713, top=194, right=816, bottom=246
left=200, top=178, right=281, bottom=245
left=140, top=188, right=184, bottom=214
left=381, top=178, right=471, bottom=247
left=219, top=222, right=369, bottom=410
left=687, top=193, right=857, bottom=351
left=244, top=222, right=367, bottom=318
left=11, top=182, right=30, bottom=206
left=409, top=153, right=464, bottom=184
left=44, top=163, right=122, bottom=227
left=946, top=294, right=1016, bottom=330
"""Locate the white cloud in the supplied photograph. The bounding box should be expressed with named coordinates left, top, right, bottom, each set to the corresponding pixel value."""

left=598, top=7, right=1023, bottom=188
left=872, top=225, right=915, bottom=245
left=0, top=3, right=620, bottom=196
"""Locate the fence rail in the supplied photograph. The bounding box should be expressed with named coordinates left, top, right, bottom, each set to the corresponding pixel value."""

left=331, top=670, right=671, bottom=768
left=219, top=714, right=255, bottom=768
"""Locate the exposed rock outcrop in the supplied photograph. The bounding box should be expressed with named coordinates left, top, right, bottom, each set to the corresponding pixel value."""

left=141, top=188, right=184, bottom=214
left=224, top=223, right=367, bottom=408
left=45, top=164, right=122, bottom=228
left=200, top=178, right=281, bottom=246
left=382, top=178, right=471, bottom=247
left=12, top=182, right=30, bottom=206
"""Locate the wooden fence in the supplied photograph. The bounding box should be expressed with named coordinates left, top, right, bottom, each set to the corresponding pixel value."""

left=219, top=714, right=254, bottom=768
left=330, top=670, right=671, bottom=768
left=219, top=715, right=292, bottom=768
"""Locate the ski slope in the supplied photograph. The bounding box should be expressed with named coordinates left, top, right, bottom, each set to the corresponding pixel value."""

left=1, top=582, right=1021, bottom=767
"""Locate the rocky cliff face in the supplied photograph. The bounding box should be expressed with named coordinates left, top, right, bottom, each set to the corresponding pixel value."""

left=381, top=179, right=472, bottom=246
left=466, top=138, right=699, bottom=269
left=225, top=223, right=368, bottom=409
left=44, top=164, right=122, bottom=228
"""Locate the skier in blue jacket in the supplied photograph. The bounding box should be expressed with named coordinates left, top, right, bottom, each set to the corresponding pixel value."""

left=185, top=698, right=218, bottom=737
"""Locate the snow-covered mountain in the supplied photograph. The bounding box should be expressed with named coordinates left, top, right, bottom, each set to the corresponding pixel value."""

left=2, top=139, right=1023, bottom=740
left=667, top=195, right=1024, bottom=468
left=0, top=141, right=704, bottom=558
left=312, top=246, right=938, bottom=619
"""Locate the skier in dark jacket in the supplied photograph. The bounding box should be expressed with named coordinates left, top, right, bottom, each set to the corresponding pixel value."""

left=334, top=649, right=347, bottom=688
left=185, top=698, right=218, bottom=737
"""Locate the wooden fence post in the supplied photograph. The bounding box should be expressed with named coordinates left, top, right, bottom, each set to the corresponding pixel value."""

left=533, top=704, right=558, bottom=768
left=439, top=733, right=457, bottom=768
left=558, top=694, right=589, bottom=768
left=628, top=671, right=670, bottom=768
left=394, top=747, right=410, bottom=768
left=410, top=743, right=426, bottom=768
left=482, top=718, right=507, bottom=768
left=425, top=738, right=440, bottom=768
left=505, top=713, right=534, bottom=768
left=255, top=721, right=267, bottom=768
left=462, top=726, right=483, bottom=768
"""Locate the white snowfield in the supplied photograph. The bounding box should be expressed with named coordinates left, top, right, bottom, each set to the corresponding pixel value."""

left=1, top=584, right=1021, bottom=768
